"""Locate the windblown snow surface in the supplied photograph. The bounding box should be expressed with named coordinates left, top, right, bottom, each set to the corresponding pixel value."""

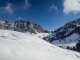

left=0, top=29, right=80, bottom=60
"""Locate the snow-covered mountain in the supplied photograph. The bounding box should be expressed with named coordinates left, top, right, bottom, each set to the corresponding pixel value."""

left=0, top=29, right=80, bottom=60
left=44, top=18, right=80, bottom=49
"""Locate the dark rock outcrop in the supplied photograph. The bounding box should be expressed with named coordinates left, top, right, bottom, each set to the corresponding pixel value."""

left=0, top=18, right=11, bottom=29
left=14, top=19, right=44, bottom=34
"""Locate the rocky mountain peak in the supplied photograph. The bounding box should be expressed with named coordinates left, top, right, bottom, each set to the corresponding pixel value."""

left=0, top=18, right=44, bottom=34
left=0, top=18, right=11, bottom=29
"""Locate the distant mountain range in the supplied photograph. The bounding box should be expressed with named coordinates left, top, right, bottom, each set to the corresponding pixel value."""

left=1, top=18, right=80, bottom=45
left=0, top=18, right=45, bottom=34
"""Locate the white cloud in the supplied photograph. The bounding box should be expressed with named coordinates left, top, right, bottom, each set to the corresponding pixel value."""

left=0, top=0, right=31, bottom=14
left=50, top=4, right=59, bottom=11
left=63, top=0, right=80, bottom=14
left=23, top=0, right=31, bottom=9
left=1, top=2, right=13, bottom=14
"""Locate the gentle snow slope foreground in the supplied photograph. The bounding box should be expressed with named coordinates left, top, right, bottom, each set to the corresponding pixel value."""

left=0, top=29, right=80, bottom=60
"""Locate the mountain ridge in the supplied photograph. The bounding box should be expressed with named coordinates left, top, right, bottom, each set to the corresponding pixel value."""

left=43, top=18, right=80, bottom=50
left=0, top=18, right=44, bottom=34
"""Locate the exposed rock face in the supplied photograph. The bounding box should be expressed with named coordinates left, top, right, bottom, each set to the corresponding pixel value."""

left=26, top=21, right=37, bottom=34
left=34, top=24, right=44, bottom=33
left=0, top=18, right=44, bottom=34
left=0, top=18, right=11, bottom=29
left=14, top=20, right=44, bottom=34
left=14, top=20, right=26, bottom=32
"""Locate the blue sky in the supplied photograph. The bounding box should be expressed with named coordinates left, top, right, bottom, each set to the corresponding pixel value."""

left=0, top=0, right=80, bottom=30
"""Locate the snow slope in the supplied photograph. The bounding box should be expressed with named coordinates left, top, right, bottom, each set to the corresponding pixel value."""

left=0, top=29, right=80, bottom=60
left=35, top=33, right=50, bottom=38
left=51, top=33, right=79, bottom=48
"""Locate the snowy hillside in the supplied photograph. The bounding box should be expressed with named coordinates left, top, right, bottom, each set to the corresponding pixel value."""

left=0, top=29, right=80, bottom=60
left=43, top=18, right=80, bottom=49
left=52, top=33, right=79, bottom=48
